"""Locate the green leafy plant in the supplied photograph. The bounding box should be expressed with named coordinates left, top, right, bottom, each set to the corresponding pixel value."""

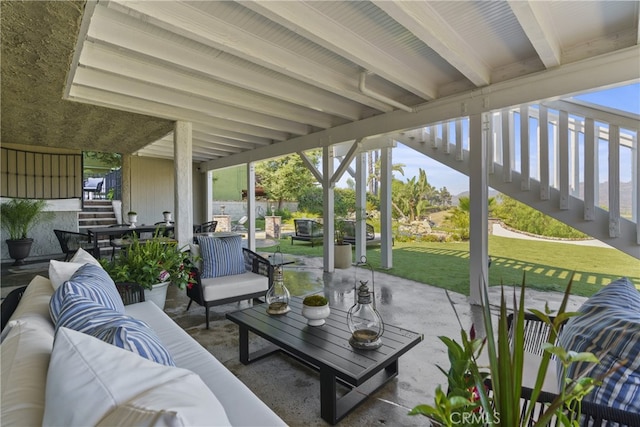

left=302, top=294, right=328, bottom=306
left=0, top=198, right=54, bottom=240
left=100, top=232, right=195, bottom=290
left=409, top=273, right=600, bottom=426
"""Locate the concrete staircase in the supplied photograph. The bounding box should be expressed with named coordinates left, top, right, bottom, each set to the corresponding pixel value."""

left=79, top=200, right=117, bottom=233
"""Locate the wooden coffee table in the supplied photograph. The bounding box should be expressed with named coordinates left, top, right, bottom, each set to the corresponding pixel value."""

left=226, top=297, right=423, bottom=424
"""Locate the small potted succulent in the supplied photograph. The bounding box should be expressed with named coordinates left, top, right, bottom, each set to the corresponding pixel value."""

left=301, top=294, right=330, bottom=326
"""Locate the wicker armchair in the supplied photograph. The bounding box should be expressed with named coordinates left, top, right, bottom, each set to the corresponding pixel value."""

left=54, top=229, right=93, bottom=261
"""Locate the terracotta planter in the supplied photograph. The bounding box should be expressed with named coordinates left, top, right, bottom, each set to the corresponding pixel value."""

left=5, top=238, right=34, bottom=266
left=334, top=243, right=352, bottom=269
left=301, top=304, right=331, bottom=326
left=143, top=282, right=170, bottom=309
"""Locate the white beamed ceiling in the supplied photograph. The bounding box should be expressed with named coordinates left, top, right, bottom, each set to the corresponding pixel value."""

left=65, top=0, right=640, bottom=170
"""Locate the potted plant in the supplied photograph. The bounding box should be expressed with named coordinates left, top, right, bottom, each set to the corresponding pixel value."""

left=0, top=198, right=54, bottom=265
left=301, top=294, right=330, bottom=326
left=409, top=274, right=599, bottom=426
left=334, top=219, right=352, bottom=269
left=100, top=233, right=195, bottom=309
left=127, top=211, right=137, bottom=227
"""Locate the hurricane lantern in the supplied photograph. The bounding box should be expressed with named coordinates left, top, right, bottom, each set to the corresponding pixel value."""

left=265, top=247, right=290, bottom=314
left=347, top=256, right=384, bottom=350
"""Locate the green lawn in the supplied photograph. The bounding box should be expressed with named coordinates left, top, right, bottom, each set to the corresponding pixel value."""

left=261, top=235, right=640, bottom=297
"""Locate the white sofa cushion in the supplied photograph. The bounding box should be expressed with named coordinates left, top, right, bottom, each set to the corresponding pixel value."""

left=49, top=248, right=102, bottom=289
left=43, top=327, right=231, bottom=427
left=201, top=271, right=269, bottom=301
left=8, top=275, right=55, bottom=332
left=126, top=301, right=286, bottom=426
left=50, top=263, right=124, bottom=322
left=1, top=320, right=54, bottom=427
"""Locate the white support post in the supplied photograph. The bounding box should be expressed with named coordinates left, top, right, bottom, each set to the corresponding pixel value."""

left=520, top=105, right=530, bottom=190
left=246, top=162, right=256, bottom=251
left=174, top=121, right=193, bottom=248
left=355, top=152, right=366, bottom=262
left=442, top=122, right=450, bottom=154
left=455, top=118, right=464, bottom=161
left=429, top=125, right=437, bottom=149
left=206, top=170, right=213, bottom=223
left=634, top=132, right=639, bottom=244
left=502, top=109, right=512, bottom=182
left=469, top=113, right=488, bottom=306
left=609, top=125, right=621, bottom=238
left=540, top=106, right=550, bottom=200
left=121, top=154, right=132, bottom=220
left=487, top=113, right=496, bottom=175
left=559, top=110, right=570, bottom=210
left=584, top=118, right=596, bottom=220
left=380, top=145, right=393, bottom=269
left=322, top=146, right=335, bottom=272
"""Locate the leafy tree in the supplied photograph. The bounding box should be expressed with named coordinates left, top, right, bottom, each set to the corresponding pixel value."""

left=447, top=196, right=496, bottom=240
left=367, top=151, right=405, bottom=196
left=255, top=151, right=320, bottom=210
left=392, top=168, right=434, bottom=221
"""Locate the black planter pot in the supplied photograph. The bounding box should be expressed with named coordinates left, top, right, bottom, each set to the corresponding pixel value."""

left=5, top=238, right=34, bottom=266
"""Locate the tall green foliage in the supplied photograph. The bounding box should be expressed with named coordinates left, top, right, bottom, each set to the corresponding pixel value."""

left=0, top=198, right=54, bottom=240
left=392, top=168, right=434, bottom=221
left=494, top=195, right=587, bottom=238
left=255, top=151, right=320, bottom=210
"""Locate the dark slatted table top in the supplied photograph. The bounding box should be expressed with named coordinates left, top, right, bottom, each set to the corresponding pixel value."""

left=226, top=297, right=423, bottom=386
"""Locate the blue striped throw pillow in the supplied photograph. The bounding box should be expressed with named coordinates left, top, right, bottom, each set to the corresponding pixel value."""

left=55, top=292, right=175, bottom=366
left=197, top=235, right=246, bottom=278
left=50, top=264, right=124, bottom=323
left=558, top=277, right=640, bottom=413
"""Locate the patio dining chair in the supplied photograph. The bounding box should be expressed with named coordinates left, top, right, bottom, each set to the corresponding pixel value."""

left=194, top=221, right=217, bottom=233
left=53, top=229, right=93, bottom=261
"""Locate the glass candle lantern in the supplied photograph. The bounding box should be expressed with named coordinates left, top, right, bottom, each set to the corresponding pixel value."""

left=347, top=257, right=384, bottom=350
left=265, top=247, right=290, bottom=314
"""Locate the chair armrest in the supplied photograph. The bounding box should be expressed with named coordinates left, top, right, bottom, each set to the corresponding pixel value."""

left=242, top=248, right=273, bottom=287
left=1, top=285, right=28, bottom=331
left=115, top=282, right=146, bottom=305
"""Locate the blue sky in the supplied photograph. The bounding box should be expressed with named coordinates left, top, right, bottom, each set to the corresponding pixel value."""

left=363, top=82, right=639, bottom=195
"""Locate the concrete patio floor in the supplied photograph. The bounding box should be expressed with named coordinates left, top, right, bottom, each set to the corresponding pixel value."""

left=1, top=254, right=588, bottom=427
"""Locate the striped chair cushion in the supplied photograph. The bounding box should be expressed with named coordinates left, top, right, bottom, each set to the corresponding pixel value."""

left=558, top=277, right=640, bottom=413
left=49, top=263, right=124, bottom=323
left=197, top=235, right=246, bottom=278
left=55, top=292, right=175, bottom=366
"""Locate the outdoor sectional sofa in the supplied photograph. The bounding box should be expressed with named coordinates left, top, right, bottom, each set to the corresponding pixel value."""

left=0, top=254, right=286, bottom=426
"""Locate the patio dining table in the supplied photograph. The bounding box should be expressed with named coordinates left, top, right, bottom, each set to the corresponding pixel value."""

left=86, top=224, right=174, bottom=259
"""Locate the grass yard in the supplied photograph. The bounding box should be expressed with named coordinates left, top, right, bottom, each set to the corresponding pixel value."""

left=261, top=235, right=639, bottom=297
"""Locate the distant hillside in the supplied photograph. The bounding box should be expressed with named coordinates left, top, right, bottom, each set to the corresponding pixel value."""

left=454, top=182, right=632, bottom=215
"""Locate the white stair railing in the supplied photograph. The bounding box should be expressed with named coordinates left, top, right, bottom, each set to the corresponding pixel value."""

left=392, top=100, right=639, bottom=258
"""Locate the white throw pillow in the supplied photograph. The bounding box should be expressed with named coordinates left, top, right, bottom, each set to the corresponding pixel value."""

left=49, top=248, right=102, bottom=289
left=70, top=247, right=101, bottom=266
left=43, top=327, right=231, bottom=427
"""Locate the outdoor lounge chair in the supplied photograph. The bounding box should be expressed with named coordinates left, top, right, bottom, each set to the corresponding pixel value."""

left=291, top=219, right=323, bottom=247
left=339, top=219, right=375, bottom=244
